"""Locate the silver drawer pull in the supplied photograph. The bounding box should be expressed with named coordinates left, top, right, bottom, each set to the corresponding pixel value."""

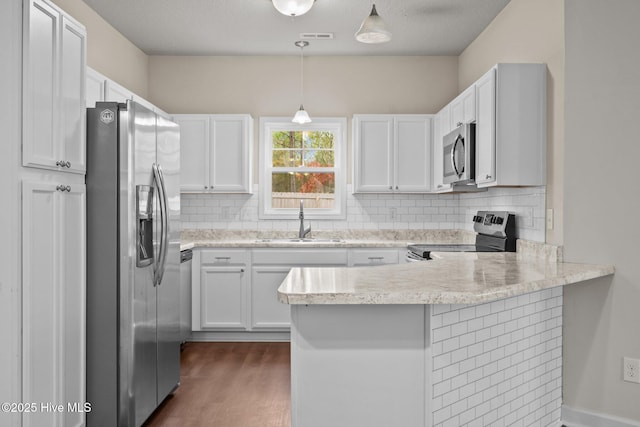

left=215, top=256, right=231, bottom=260
left=485, top=174, right=492, bottom=179
left=56, top=185, right=71, bottom=192
left=55, top=160, right=71, bottom=168
left=368, top=257, right=384, bottom=260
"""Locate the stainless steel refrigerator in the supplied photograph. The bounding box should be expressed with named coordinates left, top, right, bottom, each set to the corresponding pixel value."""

left=86, top=101, right=181, bottom=426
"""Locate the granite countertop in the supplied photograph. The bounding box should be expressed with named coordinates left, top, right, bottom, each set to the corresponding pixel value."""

left=180, top=228, right=476, bottom=250
left=277, top=251, right=614, bottom=305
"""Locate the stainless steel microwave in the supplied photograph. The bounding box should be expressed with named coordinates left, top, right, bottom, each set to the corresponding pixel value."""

left=443, top=123, right=475, bottom=185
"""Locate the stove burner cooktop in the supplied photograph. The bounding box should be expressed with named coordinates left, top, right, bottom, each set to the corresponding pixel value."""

left=406, top=211, right=517, bottom=260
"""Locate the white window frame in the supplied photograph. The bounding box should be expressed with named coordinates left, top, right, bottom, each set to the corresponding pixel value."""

left=259, top=117, right=347, bottom=219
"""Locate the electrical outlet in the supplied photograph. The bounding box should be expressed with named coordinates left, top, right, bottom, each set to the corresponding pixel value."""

left=546, top=208, right=554, bottom=230
left=389, top=207, right=397, bottom=221
left=623, top=357, right=640, bottom=383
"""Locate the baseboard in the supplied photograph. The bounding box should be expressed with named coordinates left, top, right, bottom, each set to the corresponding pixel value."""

left=562, top=405, right=640, bottom=427
left=188, top=331, right=291, bottom=342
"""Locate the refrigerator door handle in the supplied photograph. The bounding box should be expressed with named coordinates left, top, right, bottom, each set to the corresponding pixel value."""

left=152, top=163, right=169, bottom=286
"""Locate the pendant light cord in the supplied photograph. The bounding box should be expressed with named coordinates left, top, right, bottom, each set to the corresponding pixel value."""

left=295, top=40, right=308, bottom=107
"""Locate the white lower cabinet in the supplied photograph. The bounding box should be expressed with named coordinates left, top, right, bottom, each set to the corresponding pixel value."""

left=251, top=266, right=293, bottom=330
left=250, top=249, right=349, bottom=331
left=22, top=179, right=86, bottom=427
left=195, top=247, right=376, bottom=333
left=194, top=249, right=249, bottom=331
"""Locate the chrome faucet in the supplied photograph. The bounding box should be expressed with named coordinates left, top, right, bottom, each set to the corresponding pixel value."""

left=298, top=199, right=311, bottom=238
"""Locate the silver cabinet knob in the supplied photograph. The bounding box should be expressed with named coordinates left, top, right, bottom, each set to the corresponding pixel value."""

left=437, top=185, right=443, bottom=189
left=456, top=122, right=463, bottom=127
left=204, top=186, right=208, bottom=189
left=388, top=186, right=393, bottom=190
left=55, top=160, right=71, bottom=168
left=395, top=186, right=399, bottom=190
left=56, top=185, right=71, bottom=192
left=485, top=174, right=492, bottom=179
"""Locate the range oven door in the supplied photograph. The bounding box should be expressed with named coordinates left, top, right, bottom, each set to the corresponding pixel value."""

left=443, top=123, right=475, bottom=185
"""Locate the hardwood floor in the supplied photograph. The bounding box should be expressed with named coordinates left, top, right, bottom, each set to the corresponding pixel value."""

left=145, top=342, right=291, bottom=427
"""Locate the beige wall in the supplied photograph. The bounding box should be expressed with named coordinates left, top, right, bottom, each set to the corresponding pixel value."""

left=51, top=0, right=149, bottom=97
left=563, top=0, right=640, bottom=422
left=458, top=0, right=564, bottom=245
left=148, top=55, right=459, bottom=183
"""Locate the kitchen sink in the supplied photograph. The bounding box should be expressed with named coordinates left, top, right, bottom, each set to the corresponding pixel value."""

left=256, top=238, right=344, bottom=243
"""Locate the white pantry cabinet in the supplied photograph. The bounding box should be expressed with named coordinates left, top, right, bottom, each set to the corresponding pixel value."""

left=174, top=114, right=253, bottom=193
left=193, top=250, right=250, bottom=331
left=475, top=64, right=546, bottom=187
left=353, top=115, right=432, bottom=193
left=23, top=0, right=86, bottom=174
left=22, top=179, right=86, bottom=427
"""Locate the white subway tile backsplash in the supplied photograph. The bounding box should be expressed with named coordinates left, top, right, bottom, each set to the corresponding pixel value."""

left=430, top=287, right=563, bottom=427
left=181, top=186, right=546, bottom=241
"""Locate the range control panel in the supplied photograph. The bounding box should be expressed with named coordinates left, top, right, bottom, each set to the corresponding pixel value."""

left=472, top=211, right=516, bottom=238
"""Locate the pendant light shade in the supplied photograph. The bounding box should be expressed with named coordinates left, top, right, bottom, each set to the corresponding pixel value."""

left=292, top=105, right=312, bottom=124
left=292, top=41, right=312, bottom=124
left=272, top=0, right=315, bottom=17
left=355, top=4, right=392, bottom=44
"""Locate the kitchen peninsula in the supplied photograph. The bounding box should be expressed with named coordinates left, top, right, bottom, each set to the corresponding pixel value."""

left=278, top=247, right=614, bottom=427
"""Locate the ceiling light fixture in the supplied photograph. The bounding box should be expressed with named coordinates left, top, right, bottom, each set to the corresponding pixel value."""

left=355, top=3, right=392, bottom=44
left=292, top=40, right=311, bottom=124
left=272, top=0, right=315, bottom=17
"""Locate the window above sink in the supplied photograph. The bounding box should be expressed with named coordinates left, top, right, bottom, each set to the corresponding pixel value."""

left=259, top=117, right=347, bottom=220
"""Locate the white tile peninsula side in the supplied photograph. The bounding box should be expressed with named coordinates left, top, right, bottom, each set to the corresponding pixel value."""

left=281, top=248, right=614, bottom=427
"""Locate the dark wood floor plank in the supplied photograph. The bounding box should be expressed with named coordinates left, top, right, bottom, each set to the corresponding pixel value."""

left=144, top=342, right=291, bottom=427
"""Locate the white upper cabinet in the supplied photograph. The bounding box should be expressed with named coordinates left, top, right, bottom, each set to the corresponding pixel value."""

left=432, top=105, right=452, bottom=193
left=174, top=114, right=253, bottom=193
left=353, top=114, right=432, bottom=193
left=475, top=64, right=546, bottom=187
left=85, top=67, right=106, bottom=109
left=23, top=0, right=86, bottom=174
left=104, top=78, right=133, bottom=103
left=450, top=84, right=476, bottom=128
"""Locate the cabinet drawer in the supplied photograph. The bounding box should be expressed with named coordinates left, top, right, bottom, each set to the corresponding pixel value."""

left=349, top=249, right=399, bottom=266
left=200, top=249, right=250, bottom=265
left=252, top=249, right=348, bottom=265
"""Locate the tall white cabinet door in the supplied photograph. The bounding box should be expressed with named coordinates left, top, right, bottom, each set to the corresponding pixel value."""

left=209, top=115, right=252, bottom=193
left=251, top=267, right=291, bottom=329
left=394, top=116, right=431, bottom=192
left=200, top=266, right=248, bottom=330
left=23, top=0, right=59, bottom=171
left=475, top=68, right=497, bottom=186
left=353, top=116, right=394, bottom=192
left=175, top=115, right=210, bottom=191
left=22, top=181, right=86, bottom=427
left=23, top=0, right=86, bottom=174
left=60, top=16, right=86, bottom=174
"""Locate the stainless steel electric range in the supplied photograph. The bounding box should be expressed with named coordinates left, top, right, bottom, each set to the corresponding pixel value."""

left=406, top=211, right=516, bottom=261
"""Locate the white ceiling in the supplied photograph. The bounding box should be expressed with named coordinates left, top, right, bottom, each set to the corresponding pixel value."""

left=82, top=0, right=511, bottom=56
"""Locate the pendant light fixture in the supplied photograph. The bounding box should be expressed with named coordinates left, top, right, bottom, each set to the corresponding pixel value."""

left=355, top=3, right=392, bottom=44
left=272, top=0, right=315, bottom=17
left=292, top=40, right=311, bottom=124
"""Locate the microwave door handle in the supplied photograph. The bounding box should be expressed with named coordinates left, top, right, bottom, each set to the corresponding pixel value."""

left=451, top=136, right=460, bottom=176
